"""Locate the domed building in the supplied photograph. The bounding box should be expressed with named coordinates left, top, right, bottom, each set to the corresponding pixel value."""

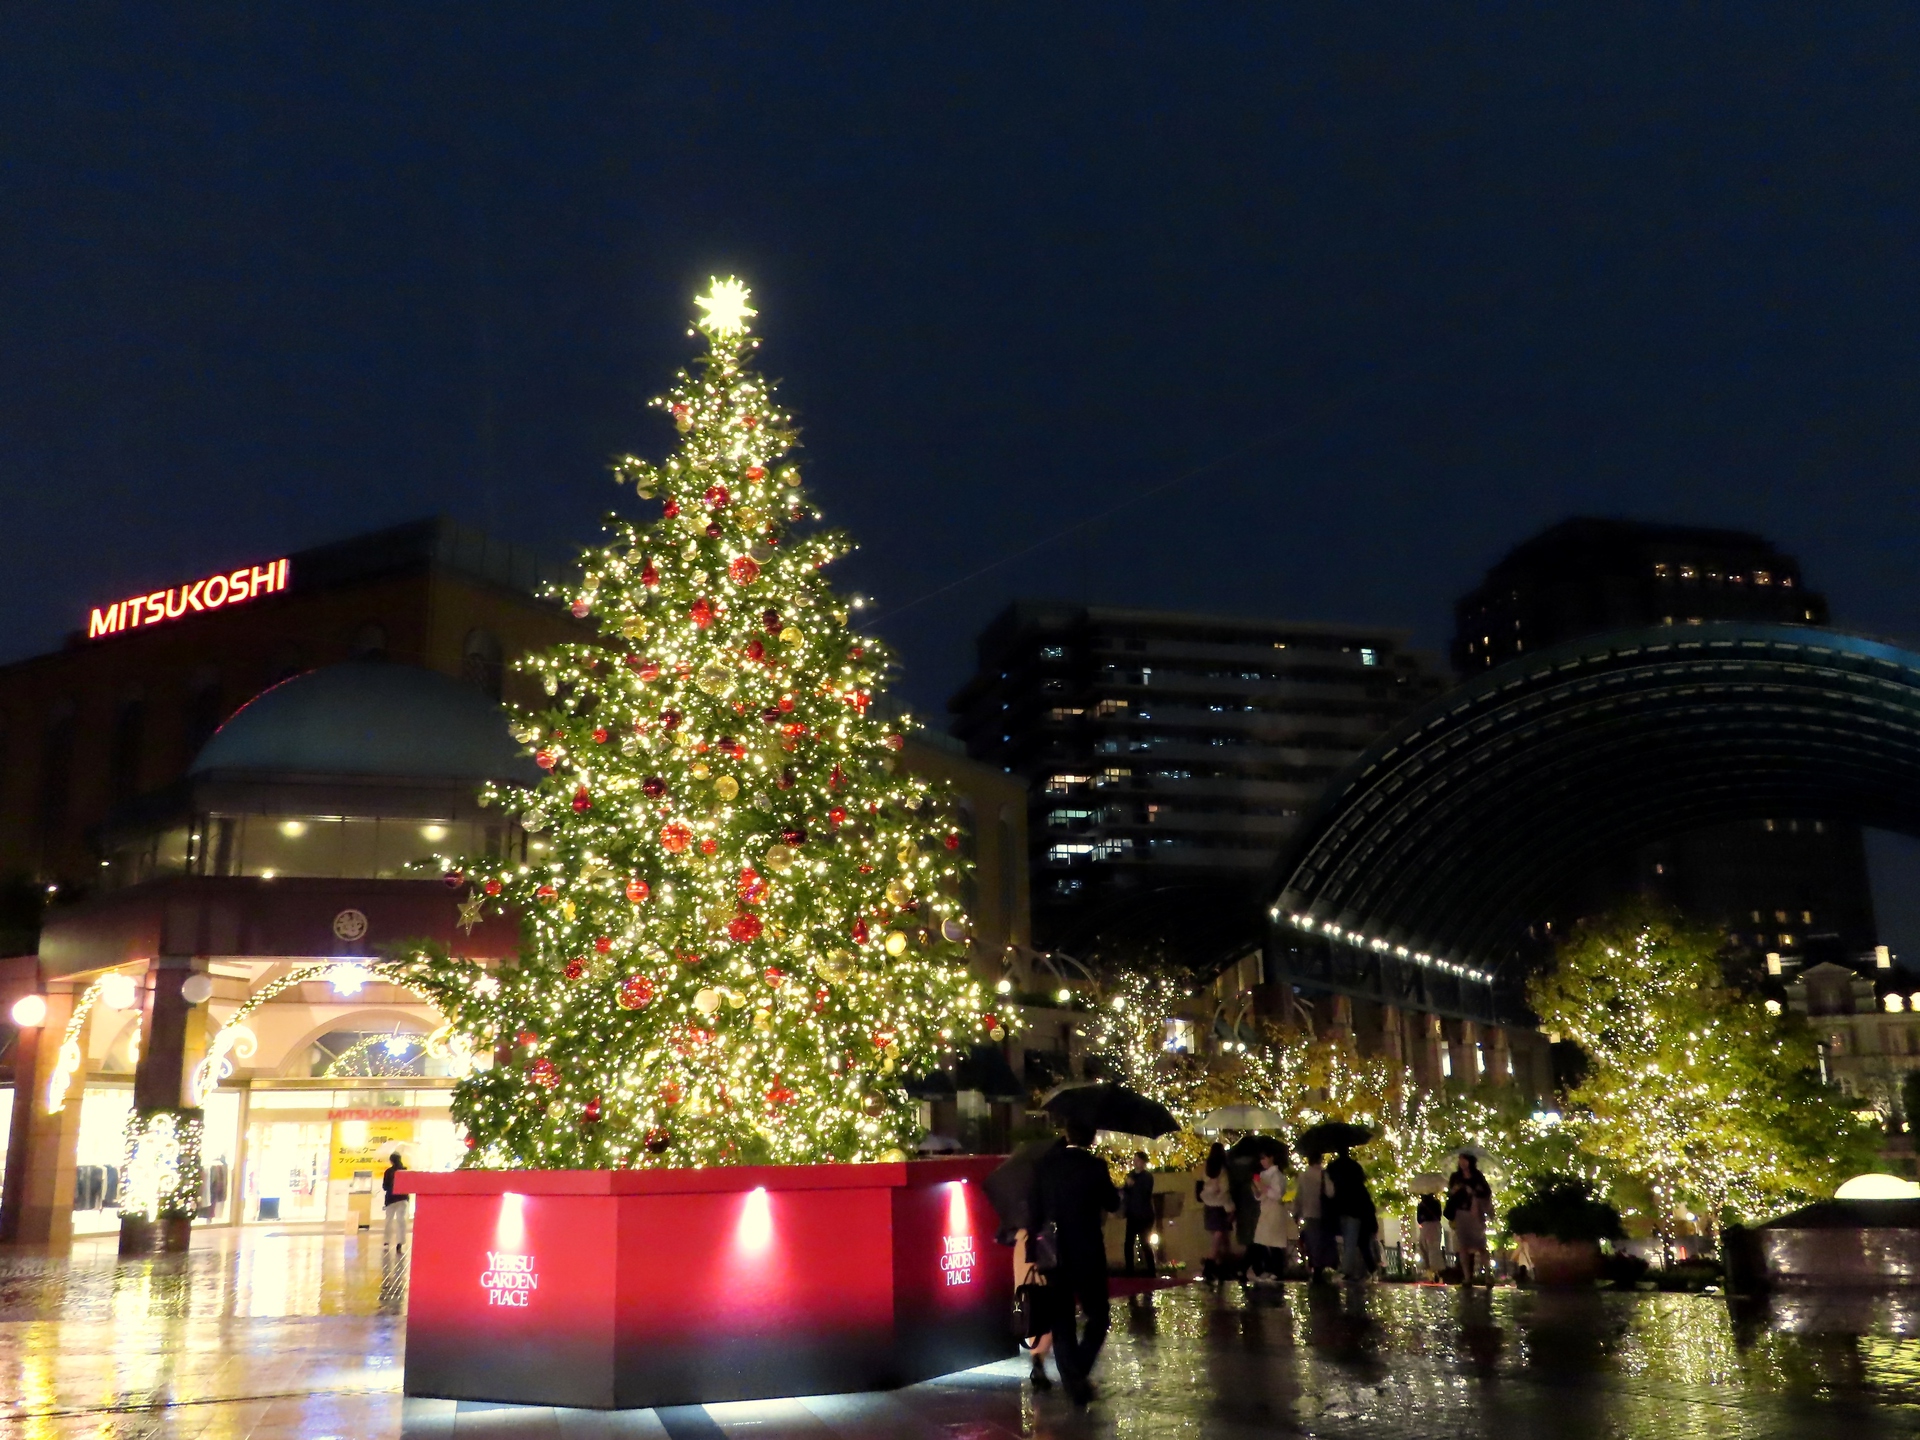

left=16, top=661, right=535, bottom=1244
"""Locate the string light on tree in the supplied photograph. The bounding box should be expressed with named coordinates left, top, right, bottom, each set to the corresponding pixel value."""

left=396, top=279, right=995, bottom=1169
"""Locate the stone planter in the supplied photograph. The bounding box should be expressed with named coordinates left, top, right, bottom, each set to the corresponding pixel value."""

left=118, top=1215, right=193, bottom=1256
left=1519, top=1234, right=1602, bottom=1287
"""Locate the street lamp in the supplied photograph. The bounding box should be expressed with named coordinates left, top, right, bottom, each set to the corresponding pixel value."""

left=10, top=993, right=47, bottom=1028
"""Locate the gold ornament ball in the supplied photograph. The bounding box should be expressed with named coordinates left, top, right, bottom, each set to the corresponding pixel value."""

left=878, top=1147, right=908, bottom=1163
left=780, top=626, right=803, bottom=645
left=698, top=663, right=730, bottom=693
left=752, top=1008, right=774, bottom=1033
left=884, top=877, right=913, bottom=906
left=884, top=931, right=909, bottom=957
left=990, top=1026, right=1006, bottom=1042
left=896, top=840, right=920, bottom=866
left=690, top=761, right=711, bottom=779
left=693, top=988, right=723, bottom=1017
left=764, top=844, right=795, bottom=872
left=714, top=776, right=740, bottom=801
left=621, top=616, right=647, bottom=638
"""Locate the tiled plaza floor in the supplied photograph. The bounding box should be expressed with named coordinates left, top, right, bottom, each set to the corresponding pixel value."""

left=4, top=1227, right=1920, bottom=1437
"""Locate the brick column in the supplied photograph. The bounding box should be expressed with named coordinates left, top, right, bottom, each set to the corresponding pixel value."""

left=1, top=986, right=90, bottom=1249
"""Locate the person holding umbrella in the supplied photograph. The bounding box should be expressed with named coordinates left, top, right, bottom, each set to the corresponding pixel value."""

left=1031, top=1117, right=1120, bottom=1406
left=1298, top=1122, right=1374, bottom=1282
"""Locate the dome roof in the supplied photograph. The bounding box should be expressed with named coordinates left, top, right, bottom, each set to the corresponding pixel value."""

left=190, top=661, right=539, bottom=785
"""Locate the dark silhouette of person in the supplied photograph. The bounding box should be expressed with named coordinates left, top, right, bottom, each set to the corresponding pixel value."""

left=1031, top=1117, right=1120, bottom=1405
left=1121, top=1151, right=1156, bottom=1275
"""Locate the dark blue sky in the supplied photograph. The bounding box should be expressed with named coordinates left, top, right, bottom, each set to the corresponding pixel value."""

left=6, top=5, right=1920, bottom=940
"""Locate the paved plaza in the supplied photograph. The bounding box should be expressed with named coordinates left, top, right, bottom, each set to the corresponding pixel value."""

left=2, top=1228, right=1920, bottom=1438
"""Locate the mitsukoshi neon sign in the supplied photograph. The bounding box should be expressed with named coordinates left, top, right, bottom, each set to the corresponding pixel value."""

left=87, top=557, right=290, bottom=639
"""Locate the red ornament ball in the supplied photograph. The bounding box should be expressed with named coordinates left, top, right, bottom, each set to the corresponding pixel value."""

left=626, top=878, right=651, bottom=903
left=660, top=823, right=693, bottom=853
left=534, top=750, right=555, bottom=770
left=728, top=913, right=764, bottom=944
left=851, top=918, right=870, bottom=946
left=764, top=966, right=786, bottom=988
left=528, top=1057, right=559, bottom=1089
left=593, top=936, right=613, bottom=955
left=704, top=484, right=730, bottom=509
left=762, top=609, right=782, bottom=634
left=571, top=598, right=591, bottom=619
left=642, top=775, right=668, bottom=798
left=572, top=786, right=592, bottom=812
left=662, top=497, right=681, bottom=518
left=729, top=556, right=760, bottom=586
left=828, top=806, right=848, bottom=827
left=581, top=1097, right=602, bottom=1125
left=780, top=825, right=807, bottom=845
left=535, top=884, right=557, bottom=903
left=619, top=975, right=655, bottom=1010
left=641, top=562, right=660, bottom=587
left=516, top=1029, right=539, bottom=1047
left=747, top=641, right=767, bottom=662
left=484, top=878, right=502, bottom=896
left=690, top=598, right=716, bottom=630
left=639, top=659, right=661, bottom=681
left=564, top=958, right=587, bottom=981
left=463, top=1133, right=478, bottom=1149
left=442, top=869, right=464, bottom=888
left=945, top=833, right=961, bottom=850
left=850, top=645, right=864, bottom=659
left=745, top=465, right=766, bottom=481
left=777, top=696, right=794, bottom=712
left=592, top=727, right=609, bottom=744
left=705, top=522, right=723, bottom=539
left=884, top=733, right=905, bottom=751
left=699, top=838, right=718, bottom=855
left=660, top=709, right=681, bottom=730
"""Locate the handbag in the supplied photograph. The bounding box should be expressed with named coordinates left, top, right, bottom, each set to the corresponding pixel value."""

left=1013, top=1281, right=1048, bottom=1345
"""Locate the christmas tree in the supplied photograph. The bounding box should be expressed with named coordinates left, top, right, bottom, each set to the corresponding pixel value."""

left=413, top=279, right=999, bottom=1169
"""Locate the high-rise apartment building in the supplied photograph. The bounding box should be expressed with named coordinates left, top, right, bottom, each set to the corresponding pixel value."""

left=1451, top=517, right=1875, bottom=971
left=949, top=602, right=1448, bottom=959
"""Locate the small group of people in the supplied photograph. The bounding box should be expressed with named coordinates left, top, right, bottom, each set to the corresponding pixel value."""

left=1415, top=1152, right=1496, bottom=1284
left=1200, top=1139, right=1380, bottom=1283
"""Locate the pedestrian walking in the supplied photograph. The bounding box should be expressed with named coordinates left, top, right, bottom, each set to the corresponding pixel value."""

left=1249, top=1149, right=1293, bottom=1283
left=1293, top=1150, right=1332, bottom=1280
left=1446, top=1152, right=1494, bottom=1286
left=1323, top=1144, right=1375, bottom=1282
left=1415, top=1188, right=1445, bottom=1279
left=1031, top=1118, right=1121, bottom=1407
left=381, top=1151, right=409, bottom=1255
left=1198, top=1143, right=1237, bottom=1281
left=1120, top=1152, right=1156, bottom=1276
left=1013, top=1227, right=1055, bottom=1389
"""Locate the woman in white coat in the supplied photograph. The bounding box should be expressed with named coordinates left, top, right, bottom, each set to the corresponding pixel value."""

left=1249, top=1149, right=1294, bottom=1283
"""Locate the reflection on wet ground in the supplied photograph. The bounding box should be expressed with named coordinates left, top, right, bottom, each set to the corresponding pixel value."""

left=3, top=1229, right=1920, bottom=1437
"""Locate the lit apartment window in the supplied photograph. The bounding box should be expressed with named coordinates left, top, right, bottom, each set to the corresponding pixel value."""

left=1040, top=645, right=1066, bottom=659
left=1441, top=1048, right=1453, bottom=1079
left=1047, top=808, right=1096, bottom=827
left=1043, top=773, right=1089, bottom=794
left=1754, top=571, right=1772, bottom=585
left=1775, top=909, right=1788, bottom=922
left=1046, top=842, right=1094, bottom=863
left=1359, top=647, right=1377, bottom=666
left=1802, top=910, right=1812, bottom=924
left=1047, top=706, right=1085, bottom=720
left=1095, top=698, right=1129, bottom=716
left=1097, top=767, right=1131, bottom=786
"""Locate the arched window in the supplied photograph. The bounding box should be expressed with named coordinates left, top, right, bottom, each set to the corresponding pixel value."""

left=462, top=628, right=505, bottom=700
left=109, top=692, right=145, bottom=806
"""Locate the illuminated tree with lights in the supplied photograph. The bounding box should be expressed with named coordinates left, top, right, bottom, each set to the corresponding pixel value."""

left=413, top=279, right=996, bottom=1169
left=1530, top=905, right=1877, bottom=1241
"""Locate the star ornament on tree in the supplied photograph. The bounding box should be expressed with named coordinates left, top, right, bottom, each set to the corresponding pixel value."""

left=693, top=277, right=756, bottom=335
left=456, top=895, right=485, bottom=934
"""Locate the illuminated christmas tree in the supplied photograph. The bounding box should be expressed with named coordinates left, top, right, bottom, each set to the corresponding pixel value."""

left=411, top=279, right=998, bottom=1169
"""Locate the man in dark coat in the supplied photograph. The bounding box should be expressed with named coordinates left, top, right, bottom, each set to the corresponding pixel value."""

left=1031, top=1117, right=1120, bottom=1405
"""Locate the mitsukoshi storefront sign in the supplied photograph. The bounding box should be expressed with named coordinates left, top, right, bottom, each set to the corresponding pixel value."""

left=86, top=556, right=290, bottom=639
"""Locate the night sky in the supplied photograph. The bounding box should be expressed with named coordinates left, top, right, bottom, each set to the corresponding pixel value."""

left=7, top=7, right=1920, bottom=940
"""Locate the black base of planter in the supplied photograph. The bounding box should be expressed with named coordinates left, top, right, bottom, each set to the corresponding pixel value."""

left=118, top=1216, right=193, bottom=1256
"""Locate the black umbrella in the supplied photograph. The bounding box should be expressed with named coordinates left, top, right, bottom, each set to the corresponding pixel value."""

left=1297, top=1120, right=1373, bottom=1155
left=1038, top=1082, right=1179, bottom=1139
left=983, top=1137, right=1060, bottom=1244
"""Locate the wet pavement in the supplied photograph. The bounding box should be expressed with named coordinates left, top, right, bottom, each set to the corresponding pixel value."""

left=3, top=1228, right=1920, bottom=1437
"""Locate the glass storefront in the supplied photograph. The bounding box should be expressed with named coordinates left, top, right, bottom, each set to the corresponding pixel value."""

left=102, top=814, right=528, bottom=889
left=69, top=1083, right=244, bottom=1233
left=237, top=1084, right=459, bottom=1225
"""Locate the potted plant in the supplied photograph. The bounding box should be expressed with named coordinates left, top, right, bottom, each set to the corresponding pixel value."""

left=1506, top=1174, right=1624, bottom=1286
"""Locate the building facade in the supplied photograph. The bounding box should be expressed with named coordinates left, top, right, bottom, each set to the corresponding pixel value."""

left=1451, top=517, right=1877, bottom=972
left=0, top=522, right=1032, bottom=1250
left=949, top=602, right=1450, bottom=962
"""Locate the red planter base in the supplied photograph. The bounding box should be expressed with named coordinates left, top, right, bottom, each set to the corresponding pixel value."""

left=396, top=1157, right=1013, bottom=1410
